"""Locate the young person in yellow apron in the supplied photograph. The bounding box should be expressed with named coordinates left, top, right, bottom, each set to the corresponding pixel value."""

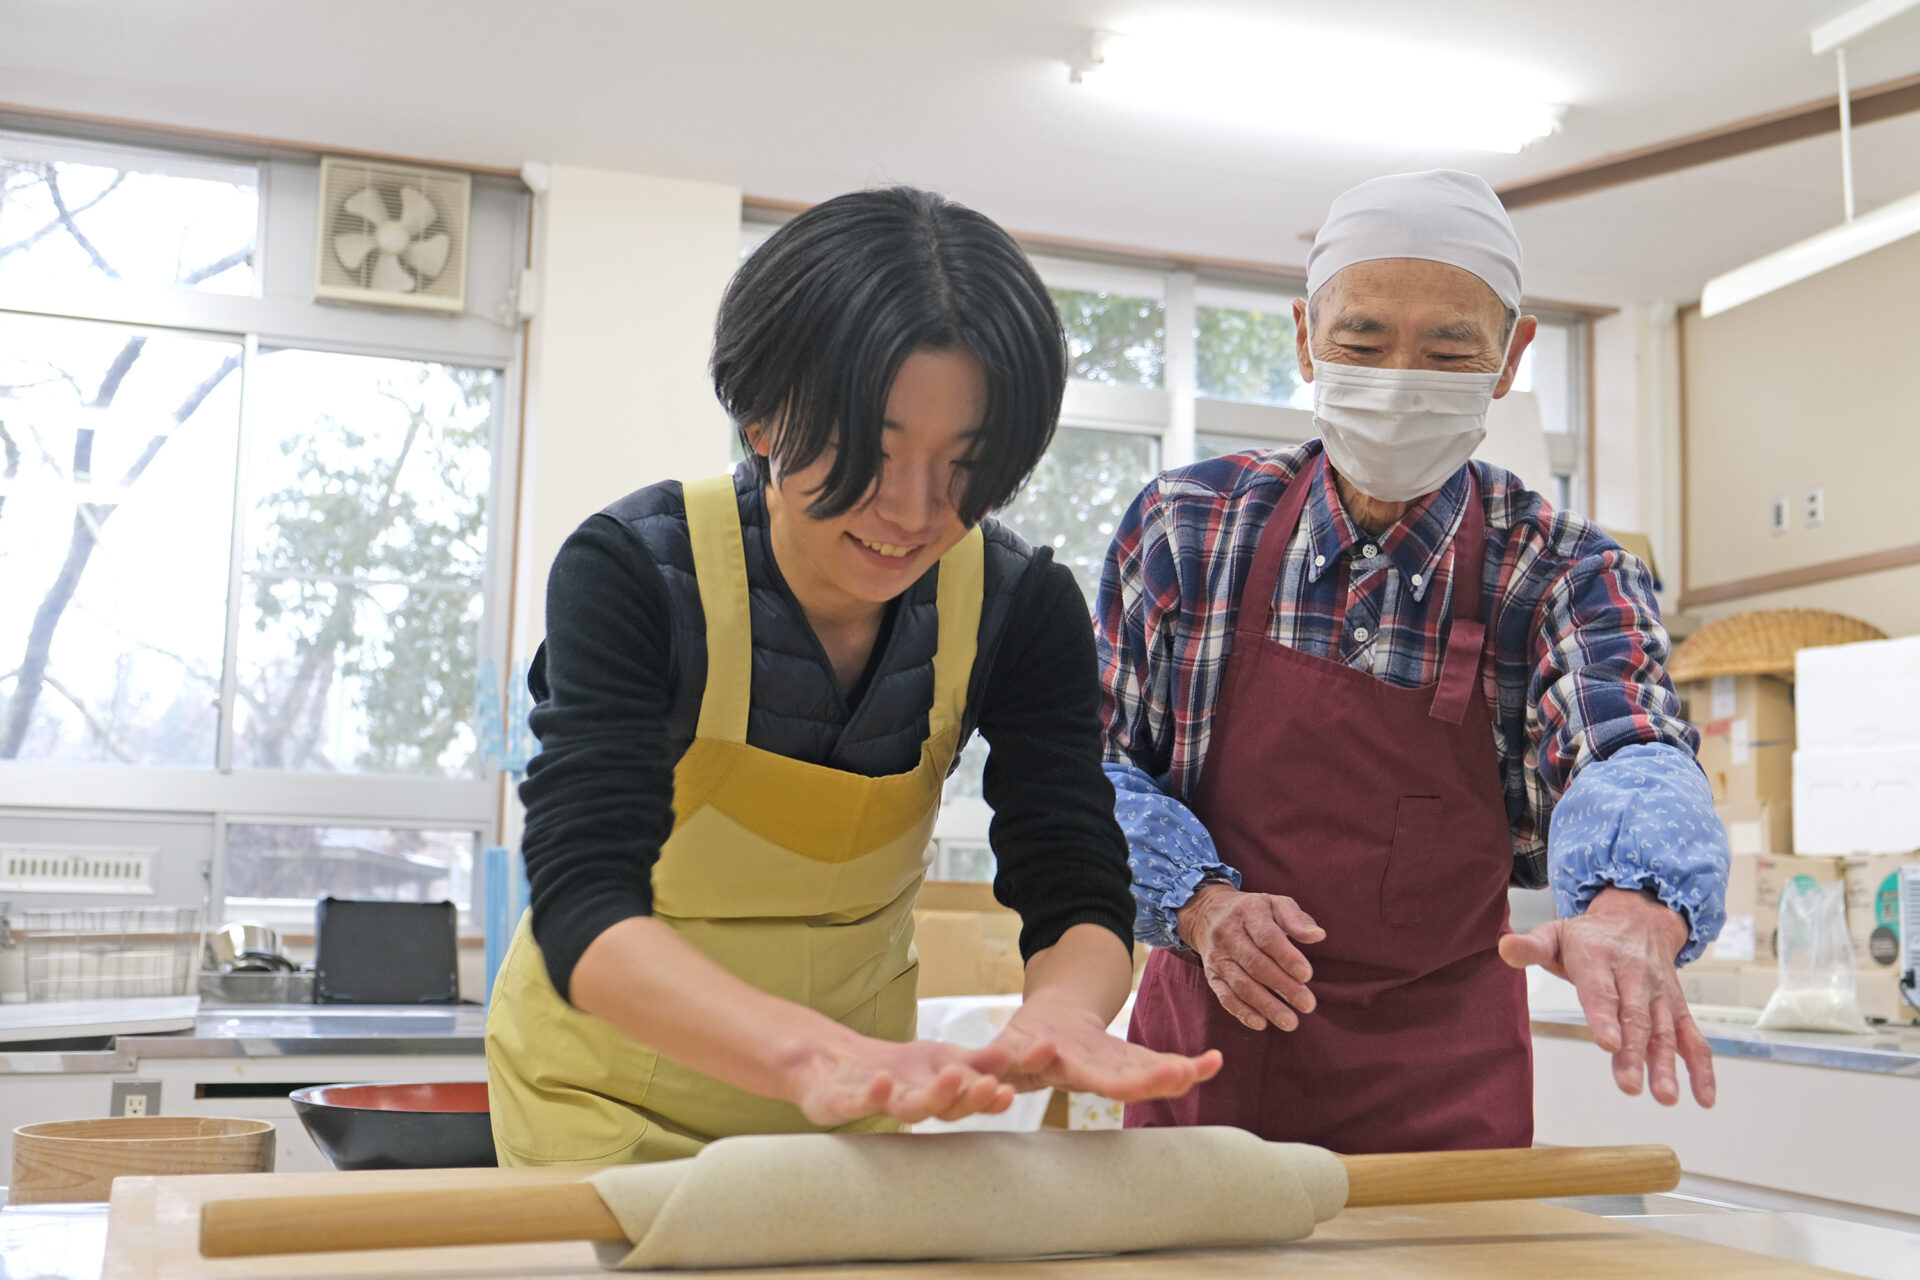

left=487, top=187, right=1220, bottom=1166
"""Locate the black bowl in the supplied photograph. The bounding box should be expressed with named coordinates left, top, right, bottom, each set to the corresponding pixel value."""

left=290, top=1081, right=496, bottom=1170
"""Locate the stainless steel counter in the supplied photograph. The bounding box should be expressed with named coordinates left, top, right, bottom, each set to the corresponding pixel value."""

left=0, top=1004, right=487, bottom=1074
left=1532, top=1011, right=1920, bottom=1078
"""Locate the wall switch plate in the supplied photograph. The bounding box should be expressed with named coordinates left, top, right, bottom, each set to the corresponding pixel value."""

left=1770, top=494, right=1790, bottom=535
left=1804, top=487, right=1825, bottom=528
left=110, top=1080, right=160, bottom=1117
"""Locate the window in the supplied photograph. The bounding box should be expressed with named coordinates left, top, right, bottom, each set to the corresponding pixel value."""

left=1052, top=288, right=1166, bottom=388
left=1, top=131, right=526, bottom=926
left=0, top=313, right=243, bottom=766
left=1196, top=302, right=1306, bottom=408
left=0, top=139, right=257, bottom=297
left=223, top=823, right=477, bottom=924
left=234, top=350, right=497, bottom=777
left=992, top=426, right=1160, bottom=589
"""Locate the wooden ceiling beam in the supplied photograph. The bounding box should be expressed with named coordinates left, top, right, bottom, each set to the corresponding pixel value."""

left=1497, top=70, right=1920, bottom=210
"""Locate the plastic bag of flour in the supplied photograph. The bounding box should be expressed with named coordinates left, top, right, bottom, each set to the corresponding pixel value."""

left=1755, top=879, right=1872, bottom=1034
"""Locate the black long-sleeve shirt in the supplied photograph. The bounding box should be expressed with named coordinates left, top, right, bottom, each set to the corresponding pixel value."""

left=519, top=513, right=1135, bottom=1000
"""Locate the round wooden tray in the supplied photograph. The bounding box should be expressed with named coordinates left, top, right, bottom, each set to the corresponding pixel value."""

left=11, top=1115, right=275, bottom=1204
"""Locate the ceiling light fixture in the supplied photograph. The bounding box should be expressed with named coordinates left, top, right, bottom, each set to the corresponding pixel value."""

left=1066, top=25, right=1564, bottom=155
left=1699, top=0, right=1920, bottom=317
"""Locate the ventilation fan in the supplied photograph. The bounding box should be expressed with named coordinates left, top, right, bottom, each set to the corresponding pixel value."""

left=314, top=157, right=470, bottom=313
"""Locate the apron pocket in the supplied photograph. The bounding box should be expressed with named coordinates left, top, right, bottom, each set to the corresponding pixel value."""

left=1381, top=795, right=1456, bottom=926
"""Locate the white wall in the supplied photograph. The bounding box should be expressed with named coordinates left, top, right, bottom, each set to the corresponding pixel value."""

left=517, top=164, right=742, bottom=653
left=1678, top=231, right=1920, bottom=638
left=1589, top=303, right=1685, bottom=621
left=504, top=165, right=741, bottom=840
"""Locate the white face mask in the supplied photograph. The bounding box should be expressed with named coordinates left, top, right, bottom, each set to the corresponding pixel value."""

left=1307, top=306, right=1512, bottom=504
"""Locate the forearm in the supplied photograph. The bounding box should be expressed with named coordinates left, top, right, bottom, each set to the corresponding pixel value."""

left=568, top=916, right=860, bottom=1105
left=1020, top=922, right=1134, bottom=1024
left=1106, top=761, right=1238, bottom=950
left=1548, top=741, right=1729, bottom=963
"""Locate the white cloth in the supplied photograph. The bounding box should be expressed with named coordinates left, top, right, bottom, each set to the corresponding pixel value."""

left=1306, top=170, right=1522, bottom=311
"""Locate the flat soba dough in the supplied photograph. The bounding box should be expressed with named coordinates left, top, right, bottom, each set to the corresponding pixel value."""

left=588, top=1126, right=1347, bottom=1271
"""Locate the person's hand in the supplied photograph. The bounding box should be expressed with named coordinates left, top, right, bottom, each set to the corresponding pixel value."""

left=985, top=993, right=1223, bottom=1101
left=1175, top=881, right=1325, bottom=1031
left=784, top=1034, right=1020, bottom=1127
left=1499, top=887, right=1716, bottom=1107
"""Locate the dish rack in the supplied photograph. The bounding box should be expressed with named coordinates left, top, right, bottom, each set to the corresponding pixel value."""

left=20, top=907, right=201, bottom=1002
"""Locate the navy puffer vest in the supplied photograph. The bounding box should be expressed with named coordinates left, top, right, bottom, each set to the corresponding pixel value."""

left=600, top=466, right=1038, bottom=776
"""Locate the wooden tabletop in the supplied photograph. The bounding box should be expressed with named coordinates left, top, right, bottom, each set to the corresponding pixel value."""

left=104, top=1165, right=1850, bottom=1280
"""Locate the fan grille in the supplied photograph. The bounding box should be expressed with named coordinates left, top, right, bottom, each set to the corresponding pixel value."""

left=314, top=158, right=469, bottom=313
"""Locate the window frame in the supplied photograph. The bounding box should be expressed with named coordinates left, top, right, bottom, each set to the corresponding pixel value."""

left=0, top=132, right=526, bottom=923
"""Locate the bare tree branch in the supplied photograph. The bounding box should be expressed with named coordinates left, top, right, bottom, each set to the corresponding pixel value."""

left=40, top=672, right=134, bottom=764
left=112, top=351, right=238, bottom=492
left=43, top=168, right=120, bottom=279
left=178, top=245, right=251, bottom=287
left=0, top=171, right=127, bottom=264
left=0, top=348, right=239, bottom=758
left=0, top=421, right=17, bottom=527
left=76, top=336, right=146, bottom=483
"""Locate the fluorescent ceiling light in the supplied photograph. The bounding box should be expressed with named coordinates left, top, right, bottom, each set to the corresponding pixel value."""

left=1068, top=24, right=1565, bottom=154
left=1699, top=188, right=1920, bottom=317
left=1813, top=0, right=1920, bottom=55
left=1701, top=0, right=1920, bottom=317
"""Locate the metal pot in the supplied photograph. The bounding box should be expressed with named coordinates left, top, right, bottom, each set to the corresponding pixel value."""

left=204, top=921, right=292, bottom=974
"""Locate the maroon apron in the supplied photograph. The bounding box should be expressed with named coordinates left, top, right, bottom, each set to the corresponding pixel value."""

left=1125, top=456, right=1532, bottom=1153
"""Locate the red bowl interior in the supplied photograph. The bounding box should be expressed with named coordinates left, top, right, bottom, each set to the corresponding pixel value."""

left=298, top=1081, right=488, bottom=1113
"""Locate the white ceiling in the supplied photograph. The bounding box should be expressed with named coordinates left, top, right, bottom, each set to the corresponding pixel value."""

left=6, top=0, right=1920, bottom=305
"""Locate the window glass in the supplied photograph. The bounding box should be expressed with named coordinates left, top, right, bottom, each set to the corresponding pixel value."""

left=0, top=139, right=257, bottom=295
left=223, top=823, right=477, bottom=919
left=943, top=426, right=1159, bottom=809
left=1520, top=320, right=1573, bottom=433
left=991, top=426, right=1159, bottom=589
left=0, top=312, right=242, bottom=766
left=1050, top=289, right=1165, bottom=388
left=1195, top=432, right=1284, bottom=460
left=1196, top=305, right=1308, bottom=407
left=233, top=350, right=497, bottom=777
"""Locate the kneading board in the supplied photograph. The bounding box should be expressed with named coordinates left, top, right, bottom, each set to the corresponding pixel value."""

left=105, top=1165, right=1848, bottom=1279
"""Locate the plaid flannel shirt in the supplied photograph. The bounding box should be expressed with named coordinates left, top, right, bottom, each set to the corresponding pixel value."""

left=1097, top=441, right=1727, bottom=961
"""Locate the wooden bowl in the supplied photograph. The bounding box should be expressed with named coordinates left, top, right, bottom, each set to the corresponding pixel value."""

left=11, top=1116, right=275, bottom=1204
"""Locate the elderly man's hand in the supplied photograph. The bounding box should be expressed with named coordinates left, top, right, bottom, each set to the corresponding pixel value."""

left=1175, top=882, right=1326, bottom=1031
left=1499, top=887, right=1716, bottom=1107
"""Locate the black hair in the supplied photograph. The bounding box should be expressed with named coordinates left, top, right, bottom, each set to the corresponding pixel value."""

left=711, top=186, right=1065, bottom=526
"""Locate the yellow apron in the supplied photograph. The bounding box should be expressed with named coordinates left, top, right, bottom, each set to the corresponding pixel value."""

left=487, top=474, right=983, bottom=1166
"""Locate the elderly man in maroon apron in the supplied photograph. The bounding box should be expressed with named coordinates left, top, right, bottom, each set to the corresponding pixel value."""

left=1096, top=171, right=1728, bottom=1153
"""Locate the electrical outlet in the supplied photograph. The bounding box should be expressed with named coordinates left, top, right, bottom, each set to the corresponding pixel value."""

left=1805, top=486, right=1825, bottom=528
left=110, top=1080, right=160, bottom=1118
left=1769, top=494, right=1790, bottom=535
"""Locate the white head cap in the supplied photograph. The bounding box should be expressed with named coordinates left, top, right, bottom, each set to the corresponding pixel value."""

left=1305, top=170, right=1522, bottom=315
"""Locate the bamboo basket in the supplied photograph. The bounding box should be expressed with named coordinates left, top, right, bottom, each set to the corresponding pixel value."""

left=1668, top=608, right=1886, bottom=683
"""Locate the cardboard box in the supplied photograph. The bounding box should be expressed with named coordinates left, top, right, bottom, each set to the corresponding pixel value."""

left=1796, top=636, right=1920, bottom=752
left=1676, top=957, right=1744, bottom=1007
left=913, top=881, right=1149, bottom=995
left=1842, top=853, right=1919, bottom=968
left=1683, top=675, right=1795, bottom=807
left=1753, top=853, right=1845, bottom=960
left=1707, top=853, right=1760, bottom=963
left=1738, top=963, right=1780, bottom=1009
left=1793, top=746, right=1920, bottom=854
left=1716, top=802, right=1791, bottom=857
left=913, top=907, right=1025, bottom=997
left=1855, top=964, right=1920, bottom=1025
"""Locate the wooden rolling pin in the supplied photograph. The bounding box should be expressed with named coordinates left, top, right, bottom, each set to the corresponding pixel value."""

left=201, top=1142, right=1679, bottom=1259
